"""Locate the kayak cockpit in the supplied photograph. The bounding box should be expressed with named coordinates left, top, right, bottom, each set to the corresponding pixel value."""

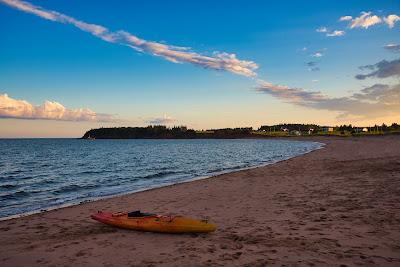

left=127, top=210, right=155, bottom=218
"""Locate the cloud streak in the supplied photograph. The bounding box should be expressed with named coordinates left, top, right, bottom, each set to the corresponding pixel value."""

left=147, top=114, right=177, bottom=125
left=339, top=16, right=353, bottom=22
left=306, top=61, right=320, bottom=71
left=256, top=80, right=400, bottom=120
left=355, top=58, right=400, bottom=80
left=340, top=12, right=400, bottom=29
left=0, top=0, right=258, bottom=77
left=0, top=93, right=114, bottom=122
left=316, top=27, right=345, bottom=37
left=326, top=30, right=345, bottom=37
left=257, top=57, right=400, bottom=120
left=311, top=52, right=323, bottom=58
left=384, top=43, right=400, bottom=53
left=316, top=27, right=328, bottom=33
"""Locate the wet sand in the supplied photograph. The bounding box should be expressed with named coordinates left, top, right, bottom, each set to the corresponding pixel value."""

left=0, top=136, right=399, bottom=266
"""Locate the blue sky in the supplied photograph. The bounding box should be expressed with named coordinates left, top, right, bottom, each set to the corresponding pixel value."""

left=0, top=0, right=399, bottom=137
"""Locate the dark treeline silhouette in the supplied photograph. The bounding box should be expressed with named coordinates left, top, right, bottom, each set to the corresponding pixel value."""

left=82, top=123, right=400, bottom=139
left=82, top=126, right=254, bottom=139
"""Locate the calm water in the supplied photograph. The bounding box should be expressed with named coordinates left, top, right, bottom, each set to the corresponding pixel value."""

left=0, top=139, right=322, bottom=218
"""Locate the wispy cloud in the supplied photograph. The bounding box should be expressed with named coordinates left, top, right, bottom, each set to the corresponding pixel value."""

left=256, top=80, right=400, bottom=120
left=355, top=58, right=400, bottom=80
left=340, top=12, right=399, bottom=29
left=326, top=30, right=345, bottom=37
left=256, top=58, right=400, bottom=120
left=309, top=67, right=320, bottom=72
left=147, top=114, right=177, bottom=125
left=311, top=52, right=323, bottom=58
left=316, top=26, right=345, bottom=37
left=316, top=27, right=328, bottom=33
left=384, top=43, right=400, bottom=53
left=306, top=61, right=320, bottom=71
left=256, top=80, right=326, bottom=104
left=0, top=0, right=258, bottom=77
left=0, top=93, right=115, bottom=121
left=339, top=16, right=353, bottom=22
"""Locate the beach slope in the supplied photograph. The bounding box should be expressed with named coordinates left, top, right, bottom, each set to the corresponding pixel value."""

left=0, top=136, right=399, bottom=266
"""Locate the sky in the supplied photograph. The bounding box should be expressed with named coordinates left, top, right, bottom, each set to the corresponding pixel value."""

left=0, top=0, right=399, bottom=137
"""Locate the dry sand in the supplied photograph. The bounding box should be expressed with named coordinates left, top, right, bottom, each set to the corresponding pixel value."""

left=0, top=136, right=400, bottom=266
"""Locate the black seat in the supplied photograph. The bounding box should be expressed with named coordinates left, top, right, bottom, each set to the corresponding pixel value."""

left=127, top=210, right=155, bottom=218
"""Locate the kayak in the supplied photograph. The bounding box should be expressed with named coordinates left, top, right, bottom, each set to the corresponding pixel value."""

left=91, top=210, right=216, bottom=233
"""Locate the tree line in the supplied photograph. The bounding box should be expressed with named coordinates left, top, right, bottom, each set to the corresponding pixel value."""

left=82, top=126, right=254, bottom=139
left=82, top=123, right=400, bottom=139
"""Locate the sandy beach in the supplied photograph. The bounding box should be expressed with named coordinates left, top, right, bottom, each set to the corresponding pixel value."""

left=1, top=136, right=399, bottom=266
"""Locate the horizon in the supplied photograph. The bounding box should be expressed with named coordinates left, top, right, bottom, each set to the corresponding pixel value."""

left=0, top=122, right=397, bottom=139
left=1, top=0, right=399, bottom=138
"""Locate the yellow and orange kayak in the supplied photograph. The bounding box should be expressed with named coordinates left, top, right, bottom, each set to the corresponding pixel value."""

left=91, top=211, right=216, bottom=233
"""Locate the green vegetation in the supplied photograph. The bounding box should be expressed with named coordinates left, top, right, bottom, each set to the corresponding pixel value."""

left=257, top=123, right=400, bottom=137
left=82, top=123, right=400, bottom=139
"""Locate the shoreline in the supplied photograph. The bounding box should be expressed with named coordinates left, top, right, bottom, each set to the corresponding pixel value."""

left=0, top=139, right=325, bottom=222
left=1, top=136, right=399, bottom=266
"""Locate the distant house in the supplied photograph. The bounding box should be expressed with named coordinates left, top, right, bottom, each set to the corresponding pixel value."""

left=281, top=128, right=289, bottom=132
left=362, top=127, right=368, bottom=132
left=308, top=128, right=314, bottom=135
left=321, top=127, right=334, bottom=132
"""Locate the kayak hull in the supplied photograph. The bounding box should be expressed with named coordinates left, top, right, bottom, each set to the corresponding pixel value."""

left=91, top=211, right=216, bottom=233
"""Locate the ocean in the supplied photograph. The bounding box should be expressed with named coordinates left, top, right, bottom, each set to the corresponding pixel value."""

left=0, top=139, right=322, bottom=219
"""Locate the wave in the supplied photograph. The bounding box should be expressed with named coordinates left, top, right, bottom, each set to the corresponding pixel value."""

left=53, top=184, right=97, bottom=194
left=141, top=171, right=181, bottom=180
left=0, top=190, right=30, bottom=201
left=0, top=184, right=18, bottom=189
left=206, top=164, right=251, bottom=174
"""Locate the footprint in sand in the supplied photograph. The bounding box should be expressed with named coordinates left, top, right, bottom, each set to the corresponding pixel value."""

left=75, top=250, right=86, bottom=257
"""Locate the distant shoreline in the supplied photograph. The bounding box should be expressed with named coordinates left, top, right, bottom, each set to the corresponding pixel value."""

left=82, top=125, right=400, bottom=139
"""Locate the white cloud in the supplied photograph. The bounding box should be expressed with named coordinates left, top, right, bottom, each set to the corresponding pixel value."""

left=384, top=14, right=400, bottom=28
left=340, top=12, right=400, bottom=30
left=0, top=0, right=258, bottom=77
left=312, top=79, right=319, bottom=83
left=326, top=30, right=345, bottom=37
left=316, top=27, right=328, bottom=33
left=348, top=12, right=382, bottom=29
left=0, top=93, right=114, bottom=122
left=311, top=52, right=323, bottom=58
left=147, top=114, right=177, bottom=125
left=339, top=16, right=352, bottom=21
